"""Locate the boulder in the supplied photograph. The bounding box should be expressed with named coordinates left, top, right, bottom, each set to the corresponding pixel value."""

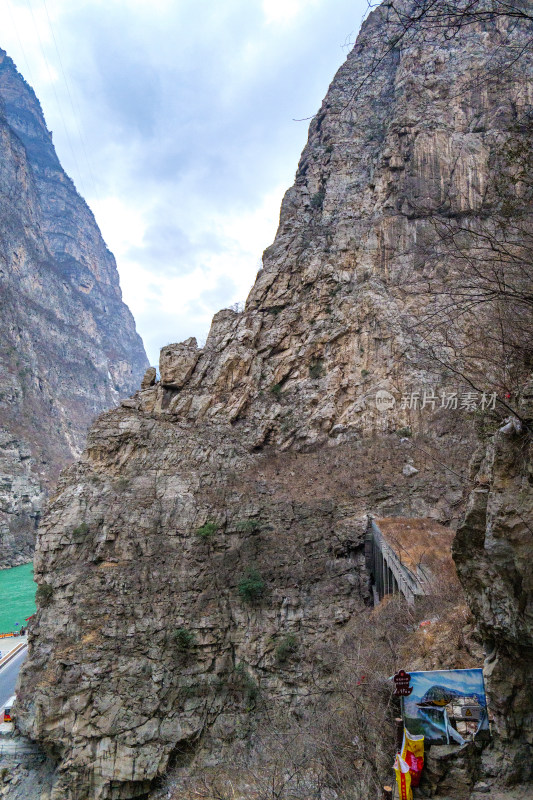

left=159, top=338, right=200, bottom=389
left=140, top=367, right=157, bottom=390
left=402, top=464, right=419, bottom=477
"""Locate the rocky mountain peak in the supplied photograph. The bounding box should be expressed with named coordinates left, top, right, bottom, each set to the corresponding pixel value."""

left=12, top=5, right=533, bottom=800
left=0, top=47, right=148, bottom=567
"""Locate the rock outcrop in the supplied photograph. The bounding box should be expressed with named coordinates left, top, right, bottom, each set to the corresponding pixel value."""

left=0, top=49, right=148, bottom=567
left=0, top=431, right=44, bottom=567
left=14, top=6, right=533, bottom=800
left=454, top=381, right=533, bottom=788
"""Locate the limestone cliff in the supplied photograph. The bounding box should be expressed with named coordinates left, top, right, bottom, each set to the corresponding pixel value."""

left=453, top=381, right=533, bottom=789
left=0, top=49, right=148, bottom=567
left=14, top=6, right=533, bottom=800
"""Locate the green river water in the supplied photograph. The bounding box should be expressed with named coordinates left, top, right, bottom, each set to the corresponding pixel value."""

left=0, top=562, right=36, bottom=634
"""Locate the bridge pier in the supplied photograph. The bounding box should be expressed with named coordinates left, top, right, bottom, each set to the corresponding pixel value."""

left=365, top=517, right=430, bottom=605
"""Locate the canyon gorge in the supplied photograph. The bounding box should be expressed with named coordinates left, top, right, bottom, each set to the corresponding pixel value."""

left=1, top=2, right=532, bottom=799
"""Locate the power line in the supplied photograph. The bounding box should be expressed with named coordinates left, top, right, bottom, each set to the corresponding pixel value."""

left=23, top=0, right=88, bottom=199
left=40, top=0, right=101, bottom=204
left=4, top=0, right=38, bottom=90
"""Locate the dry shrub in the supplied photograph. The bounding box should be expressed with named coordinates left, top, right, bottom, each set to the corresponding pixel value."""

left=161, top=570, right=481, bottom=800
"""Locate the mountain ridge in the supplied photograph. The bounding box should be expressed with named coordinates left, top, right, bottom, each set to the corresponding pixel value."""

left=13, top=5, right=533, bottom=799
left=0, top=47, right=148, bottom=568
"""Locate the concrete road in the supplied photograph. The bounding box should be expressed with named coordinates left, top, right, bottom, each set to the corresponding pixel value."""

left=0, top=647, right=26, bottom=711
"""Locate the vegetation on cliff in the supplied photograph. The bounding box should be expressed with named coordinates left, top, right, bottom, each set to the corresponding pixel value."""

left=11, top=3, right=533, bottom=799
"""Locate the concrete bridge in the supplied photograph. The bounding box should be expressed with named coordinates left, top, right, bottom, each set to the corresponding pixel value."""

left=365, top=516, right=455, bottom=605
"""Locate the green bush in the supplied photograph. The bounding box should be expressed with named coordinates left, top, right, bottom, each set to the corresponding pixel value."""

left=174, top=627, right=196, bottom=652
left=361, top=369, right=369, bottom=378
left=196, top=522, right=217, bottom=540
left=235, top=519, right=260, bottom=533
left=270, top=383, right=282, bottom=398
left=310, top=190, right=325, bottom=209
left=396, top=427, right=412, bottom=438
left=275, top=633, right=298, bottom=664
left=309, top=358, right=325, bottom=379
left=237, top=568, right=265, bottom=603
left=36, top=583, right=53, bottom=606
left=72, top=522, right=89, bottom=536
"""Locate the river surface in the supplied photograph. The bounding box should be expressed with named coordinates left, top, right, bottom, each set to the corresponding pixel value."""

left=0, top=562, right=36, bottom=634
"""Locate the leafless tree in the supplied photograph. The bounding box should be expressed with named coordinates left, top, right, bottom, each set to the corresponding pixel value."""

left=364, top=1, right=533, bottom=73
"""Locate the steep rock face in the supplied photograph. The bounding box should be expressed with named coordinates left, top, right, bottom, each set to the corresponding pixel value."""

left=0, top=431, right=44, bottom=567
left=0, top=49, right=148, bottom=567
left=454, top=383, right=533, bottom=787
left=15, top=8, right=533, bottom=800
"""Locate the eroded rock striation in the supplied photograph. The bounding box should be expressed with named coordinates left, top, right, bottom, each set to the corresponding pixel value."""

left=15, top=6, right=533, bottom=800
left=0, top=49, right=148, bottom=567
left=454, top=381, right=533, bottom=788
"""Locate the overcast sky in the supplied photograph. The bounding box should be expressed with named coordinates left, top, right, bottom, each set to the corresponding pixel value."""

left=1, top=0, right=368, bottom=364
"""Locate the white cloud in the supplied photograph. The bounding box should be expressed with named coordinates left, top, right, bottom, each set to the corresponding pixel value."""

left=92, top=196, right=147, bottom=253
left=1, top=0, right=368, bottom=366
left=112, top=184, right=283, bottom=362
left=262, top=0, right=319, bottom=25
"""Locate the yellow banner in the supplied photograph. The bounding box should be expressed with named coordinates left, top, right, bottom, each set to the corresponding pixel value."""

left=394, top=753, right=412, bottom=800
left=401, top=728, right=425, bottom=787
